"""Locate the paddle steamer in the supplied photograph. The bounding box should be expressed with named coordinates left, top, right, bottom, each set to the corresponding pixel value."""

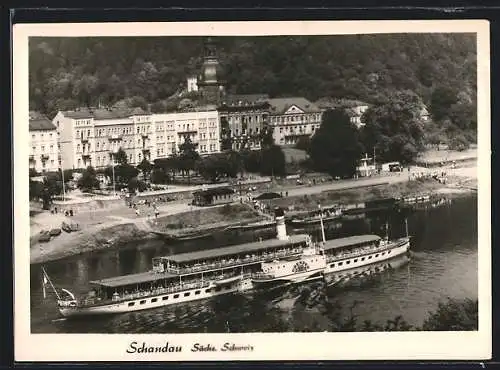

left=45, top=209, right=410, bottom=318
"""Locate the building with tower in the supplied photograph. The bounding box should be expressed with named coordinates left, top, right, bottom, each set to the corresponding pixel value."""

left=197, top=37, right=226, bottom=106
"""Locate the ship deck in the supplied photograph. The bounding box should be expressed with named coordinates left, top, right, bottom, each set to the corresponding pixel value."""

left=322, top=234, right=381, bottom=251
left=90, top=271, right=176, bottom=288
left=161, top=234, right=310, bottom=264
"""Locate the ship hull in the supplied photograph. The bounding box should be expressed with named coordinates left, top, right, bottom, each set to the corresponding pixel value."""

left=59, top=280, right=250, bottom=318
left=324, top=238, right=410, bottom=275
left=251, top=267, right=325, bottom=286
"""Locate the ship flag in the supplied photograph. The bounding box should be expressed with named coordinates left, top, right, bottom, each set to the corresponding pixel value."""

left=42, top=271, right=48, bottom=299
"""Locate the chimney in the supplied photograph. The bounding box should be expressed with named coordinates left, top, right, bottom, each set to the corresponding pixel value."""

left=274, top=207, right=287, bottom=241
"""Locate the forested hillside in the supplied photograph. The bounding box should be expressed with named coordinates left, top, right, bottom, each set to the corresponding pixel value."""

left=29, top=34, right=476, bottom=121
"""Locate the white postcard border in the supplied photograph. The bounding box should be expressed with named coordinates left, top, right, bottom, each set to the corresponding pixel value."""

left=13, top=19, right=491, bottom=361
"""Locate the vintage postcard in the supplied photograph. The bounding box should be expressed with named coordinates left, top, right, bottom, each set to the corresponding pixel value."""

left=14, top=20, right=491, bottom=361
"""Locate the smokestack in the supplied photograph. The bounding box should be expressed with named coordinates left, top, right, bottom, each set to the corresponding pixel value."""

left=274, top=207, right=287, bottom=241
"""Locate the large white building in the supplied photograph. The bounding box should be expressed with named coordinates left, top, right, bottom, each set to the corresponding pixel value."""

left=53, top=106, right=220, bottom=170
left=29, top=115, right=60, bottom=173
left=153, top=108, right=220, bottom=157
left=267, top=97, right=323, bottom=146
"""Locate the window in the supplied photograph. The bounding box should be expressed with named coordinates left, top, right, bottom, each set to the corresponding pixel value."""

left=162, top=296, right=168, bottom=300
left=195, top=290, right=201, bottom=295
left=128, top=302, right=135, bottom=307
left=330, top=264, right=335, bottom=268
left=368, top=255, right=373, bottom=259
left=215, top=287, right=222, bottom=292
left=338, top=262, right=343, bottom=266
left=354, top=259, right=358, bottom=262
left=388, top=250, right=391, bottom=254
left=140, top=300, right=146, bottom=305
left=346, top=260, right=351, bottom=264
left=375, top=254, right=379, bottom=257
left=361, top=257, right=365, bottom=261
left=205, top=289, right=211, bottom=293
left=31, top=134, right=35, bottom=140
left=41, top=146, right=45, bottom=152
left=151, top=298, right=158, bottom=303
left=184, top=292, right=190, bottom=297
left=173, top=294, right=179, bottom=299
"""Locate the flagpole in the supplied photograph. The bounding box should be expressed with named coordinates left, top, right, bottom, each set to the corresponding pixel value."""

left=318, top=204, right=326, bottom=244
left=41, top=266, right=61, bottom=300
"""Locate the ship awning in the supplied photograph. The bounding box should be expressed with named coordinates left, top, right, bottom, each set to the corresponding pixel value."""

left=323, top=235, right=381, bottom=251
left=163, top=234, right=310, bottom=264
left=90, top=271, right=175, bottom=288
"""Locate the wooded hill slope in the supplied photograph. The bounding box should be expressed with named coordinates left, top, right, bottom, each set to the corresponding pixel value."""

left=29, top=34, right=476, bottom=116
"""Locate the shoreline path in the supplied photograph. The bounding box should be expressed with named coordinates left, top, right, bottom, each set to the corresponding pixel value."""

left=31, top=162, right=476, bottom=237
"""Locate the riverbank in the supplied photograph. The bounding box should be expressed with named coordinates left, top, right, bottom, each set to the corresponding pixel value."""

left=30, top=203, right=263, bottom=265
left=30, top=160, right=477, bottom=265
left=30, top=222, right=156, bottom=265
left=265, top=176, right=475, bottom=213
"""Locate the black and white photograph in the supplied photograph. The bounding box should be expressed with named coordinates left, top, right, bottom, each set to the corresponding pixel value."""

left=14, top=20, right=491, bottom=361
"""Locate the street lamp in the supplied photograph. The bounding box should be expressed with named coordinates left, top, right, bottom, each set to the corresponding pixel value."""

left=111, top=153, right=116, bottom=197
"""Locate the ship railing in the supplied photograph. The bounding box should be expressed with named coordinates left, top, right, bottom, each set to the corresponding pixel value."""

left=251, top=272, right=275, bottom=280
left=325, top=241, right=402, bottom=262
left=166, top=248, right=304, bottom=275
left=79, top=281, right=212, bottom=307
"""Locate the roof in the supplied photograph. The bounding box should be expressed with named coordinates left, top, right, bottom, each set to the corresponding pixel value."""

left=193, top=187, right=235, bottom=197
left=225, top=94, right=269, bottom=104
left=323, top=234, right=381, bottom=251
left=29, top=117, right=57, bottom=131
left=165, top=234, right=310, bottom=264
left=62, top=107, right=149, bottom=120
left=90, top=270, right=175, bottom=288
left=267, top=97, right=321, bottom=114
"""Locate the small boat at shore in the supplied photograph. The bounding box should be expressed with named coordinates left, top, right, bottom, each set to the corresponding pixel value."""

left=153, top=230, right=215, bottom=243
left=225, top=219, right=276, bottom=232
left=289, top=207, right=342, bottom=228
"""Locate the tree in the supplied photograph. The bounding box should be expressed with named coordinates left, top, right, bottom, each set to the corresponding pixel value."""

left=178, top=136, right=200, bottom=183
left=104, top=163, right=138, bottom=186
left=114, top=147, right=128, bottom=165
left=77, top=166, right=100, bottom=192
left=308, top=109, right=364, bottom=178
left=430, top=86, right=458, bottom=121
left=259, top=123, right=274, bottom=148
left=137, top=158, right=153, bottom=181
left=128, top=177, right=148, bottom=193
left=295, top=136, right=311, bottom=151
left=150, top=167, right=170, bottom=184
left=260, top=145, right=286, bottom=177
left=422, top=298, right=478, bottom=331
left=361, top=91, right=426, bottom=164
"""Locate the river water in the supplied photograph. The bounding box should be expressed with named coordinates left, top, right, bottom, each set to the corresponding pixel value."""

left=30, top=194, right=477, bottom=333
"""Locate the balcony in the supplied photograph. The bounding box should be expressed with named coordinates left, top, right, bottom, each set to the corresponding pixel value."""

left=109, top=134, right=122, bottom=141
left=141, top=133, right=149, bottom=139
left=82, top=154, right=91, bottom=159
left=177, top=130, right=197, bottom=136
left=40, top=154, right=49, bottom=161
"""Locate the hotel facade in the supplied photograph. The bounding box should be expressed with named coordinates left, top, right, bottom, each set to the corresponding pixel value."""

left=267, top=97, right=323, bottom=146
left=29, top=116, right=60, bottom=173
left=53, top=107, right=220, bottom=170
